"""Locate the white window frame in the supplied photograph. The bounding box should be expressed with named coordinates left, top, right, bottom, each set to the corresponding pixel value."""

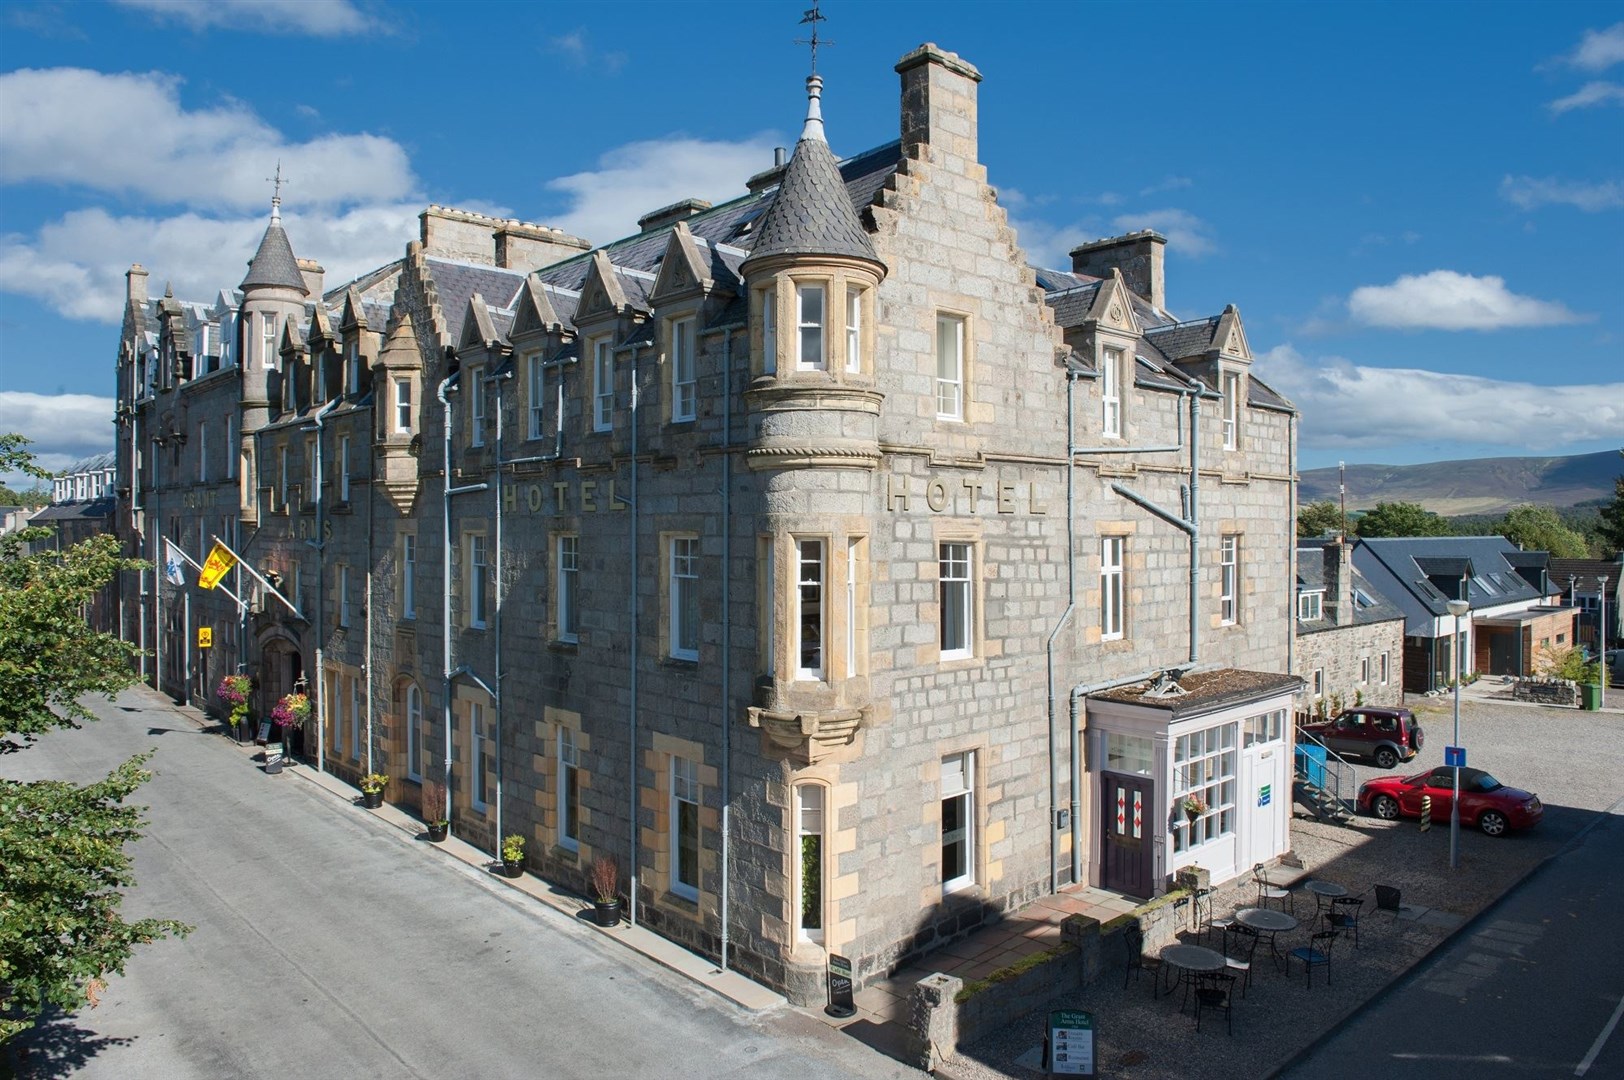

left=1101, top=346, right=1122, bottom=438
left=557, top=727, right=580, bottom=851
left=796, top=784, right=825, bottom=943
left=1298, top=590, right=1324, bottom=621
left=796, top=539, right=825, bottom=679
left=1360, top=656, right=1371, bottom=683
left=845, top=287, right=861, bottom=373
left=671, top=756, right=700, bottom=901
left=401, top=534, right=417, bottom=620
left=405, top=683, right=422, bottom=782
left=1223, top=371, right=1241, bottom=450
left=468, top=365, right=485, bottom=447
left=338, top=565, right=350, bottom=628
left=197, top=422, right=208, bottom=483
left=936, top=314, right=964, bottom=420
left=1312, top=668, right=1326, bottom=698
left=795, top=283, right=825, bottom=370
left=1380, top=651, right=1390, bottom=685
left=1172, top=724, right=1237, bottom=853
left=278, top=446, right=289, bottom=511
left=262, top=313, right=277, bottom=372
left=670, top=535, right=699, bottom=661
left=527, top=353, right=546, bottom=439
left=941, top=751, right=975, bottom=893
left=1101, top=537, right=1125, bottom=641
left=345, top=340, right=360, bottom=395
left=226, top=415, right=235, bottom=479
left=470, top=701, right=489, bottom=811
left=845, top=538, right=859, bottom=675
left=671, top=317, right=697, bottom=422
left=593, top=339, right=614, bottom=432
left=339, top=434, right=351, bottom=503
left=393, top=378, right=412, bottom=433
left=1220, top=534, right=1239, bottom=625
left=468, top=534, right=489, bottom=630
left=939, top=541, right=973, bottom=660
left=557, top=534, right=579, bottom=643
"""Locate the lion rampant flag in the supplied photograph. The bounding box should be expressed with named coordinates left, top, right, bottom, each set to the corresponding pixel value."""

left=197, top=541, right=238, bottom=590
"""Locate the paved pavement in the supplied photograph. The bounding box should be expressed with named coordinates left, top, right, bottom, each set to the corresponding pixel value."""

left=2, top=686, right=913, bottom=1080
left=1280, top=801, right=1624, bottom=1080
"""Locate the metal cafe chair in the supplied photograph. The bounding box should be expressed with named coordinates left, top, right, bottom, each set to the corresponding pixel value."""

left=1122, top=922, right=1161, bottom=992
left=1193, top=971, right=1237, bottom=1035
left=1327, top=896, right=1364, bottom=948
left=1253, top=862, right=1293, bottom=914
left=1222, top=923, right=1259, bottom=997
left=1289, top=930, right=1338, bottom=989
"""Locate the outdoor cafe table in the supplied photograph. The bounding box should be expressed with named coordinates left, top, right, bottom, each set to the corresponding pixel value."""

left=1235, top=906, right=1297, bottom=970
left=1158, top=943, right=1227, bottom=1001
left=1304, top=879, right=1349, bottom=925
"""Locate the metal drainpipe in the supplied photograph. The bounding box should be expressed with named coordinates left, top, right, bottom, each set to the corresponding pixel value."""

left=1045, top=370, right=1079, bottom=892
left=1286, top=414, right=1296, bottom=678
left=490, top=367, right=509, bottom=849
left=1187, top=389, right=1201, bottom=665
left=365, top=408, right=375, bottom=778
left=625, top=341, right=642, bottom=928
left=503, top=354, right=576, bottom=467
left=308, top=399, right=339, bottom=773
left=438, top=374, right=457, bottom=835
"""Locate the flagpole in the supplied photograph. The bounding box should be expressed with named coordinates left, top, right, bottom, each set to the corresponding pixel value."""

left=210, top=534, right=304, bottom=620
left=155, top=548, right=165, bottom=699
left=183, top=589, right=192, bottom=705
left=169, top=538, right=248, bottom=613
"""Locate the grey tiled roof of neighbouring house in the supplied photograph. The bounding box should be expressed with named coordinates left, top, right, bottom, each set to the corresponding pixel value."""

left=1247, top=376, right=1294, bottom=413
left=1295, top=544, right=1407, bottom=632
left=241, top=221, right=308, bottom=293
left=63, top=451, right=116, bottom=474
left=1144, top=318, right=1218, bottom=360
left=31, top=497, right=116, bottom=523
left=1045, top=283, right=1103, bottom=328
left=1354, top=536, right=1552, bottom=633
left=426, top=259, right=527, bottom=345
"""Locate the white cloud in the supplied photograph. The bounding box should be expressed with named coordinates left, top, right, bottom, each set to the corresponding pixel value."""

left=1254, top=345, right=1624, bottom=452
left=1109, top=208, right=1216, bottom=257
left=547, top=28, right=626, bottom=73
left=1566, top=22, right=1624, bottom=71
left=0, top=392, right=118, bottom=479
left=112, top=0, right=376, bottom=36
left=1346, top=270, right=1587, bottom=330
left=0, top=68, right=415, bottom=210
left=544, top=135, right=780, bottom=246
left=1138, top=176, right=1192, bottom=197
left=1549, top=80, right=1624, bottom=113
left=1501, top=175, right=1624, bottom=212
left=0, top=203, right=423, bottom=323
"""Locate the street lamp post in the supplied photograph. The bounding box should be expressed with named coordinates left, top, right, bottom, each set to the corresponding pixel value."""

left=1600, top=575, right=1609, bottom=711
left=1446, top=598, right=1470, bottom=870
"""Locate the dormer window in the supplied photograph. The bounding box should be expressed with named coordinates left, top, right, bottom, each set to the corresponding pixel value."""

left=1101, top=347, right=1123, bottom=438
left=592, top=339, right=614, bottom=432
left=796, top=283, right=825, bottom=370
left=468, top=364, right=485, bottom=446
left=393, top=377, right=412, bottom=433
left=345, top=341, right=360, bottom=395
left=671, top=317, right=697, bottom=422
left=1297, top=590, right=1323, bottom=621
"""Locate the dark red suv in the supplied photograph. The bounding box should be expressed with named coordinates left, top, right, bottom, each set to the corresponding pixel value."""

left=1298, top=706, right=1424, bottom=769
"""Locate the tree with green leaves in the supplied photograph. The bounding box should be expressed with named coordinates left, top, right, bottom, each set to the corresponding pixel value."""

left=0, top=434, right=189, bottom=1042
left=1297, top=500, right=1346, bottom=538
left=1598, top=467, right=1624, bottom=558
left=1496, top=503, right=1591, bottom=558
left=1354, top=501, right=1453, bottom=538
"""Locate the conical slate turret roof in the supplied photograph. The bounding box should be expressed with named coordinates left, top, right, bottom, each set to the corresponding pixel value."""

left=742, top=75, right=881, bottom=271
left=240, top=199, right=308, bottom=294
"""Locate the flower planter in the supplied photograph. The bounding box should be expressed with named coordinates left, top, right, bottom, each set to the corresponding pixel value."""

left=592, top=898, right=623, bottom=927
left=362, top=790, right=384, bottom=809
left=427, top=822, right=448, bottom=843
left=501, top=859, right=524, bottom=879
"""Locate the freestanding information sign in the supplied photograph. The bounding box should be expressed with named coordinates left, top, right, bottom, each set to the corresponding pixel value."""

left=825, top=954, right=856, bottom=1018
left=1047, top=1009, right=1095, bottom=1076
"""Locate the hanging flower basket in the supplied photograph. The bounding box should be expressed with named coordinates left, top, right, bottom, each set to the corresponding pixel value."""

left=1182, top=795, right=1207, bottom=821
left=270, top=692, right=312, bottom=730
left=215, top=674, right=253, bottom=729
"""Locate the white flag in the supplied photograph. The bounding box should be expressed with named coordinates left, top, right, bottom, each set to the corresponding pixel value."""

left=164, top=540, right=186, bottom=586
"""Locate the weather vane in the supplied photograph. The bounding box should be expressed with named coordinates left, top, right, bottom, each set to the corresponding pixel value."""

left=267, top=161, right=287, bottom=207
left=795, top=2, right=833, bottom=74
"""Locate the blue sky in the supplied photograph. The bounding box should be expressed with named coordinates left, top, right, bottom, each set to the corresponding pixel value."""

left=1, top=0, right=1621, bottom=484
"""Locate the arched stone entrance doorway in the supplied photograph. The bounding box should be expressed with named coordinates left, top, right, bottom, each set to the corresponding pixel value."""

left=258, top=636, right=306, bottom=759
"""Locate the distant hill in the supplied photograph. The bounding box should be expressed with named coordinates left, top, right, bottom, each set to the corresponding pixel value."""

left=1299, top=450, right=1622, bottom=517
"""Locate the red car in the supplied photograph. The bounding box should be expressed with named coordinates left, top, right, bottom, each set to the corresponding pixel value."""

left=1358, top=767, right=1543, bottom=836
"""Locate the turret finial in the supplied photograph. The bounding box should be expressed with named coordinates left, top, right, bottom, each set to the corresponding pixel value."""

left=266, top=161, right=286, bottom=223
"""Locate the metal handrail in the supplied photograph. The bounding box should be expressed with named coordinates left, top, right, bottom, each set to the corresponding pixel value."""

left=1293, top=729, right=1360, bottom=818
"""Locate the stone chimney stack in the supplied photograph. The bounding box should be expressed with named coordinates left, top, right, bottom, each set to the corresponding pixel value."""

left=1324, top=541, right=1355, bottom=626
left=297, top=258, right=325, bottom=300
left=1070, top=230, right=1167, bottom=311
left=127, top=264, right=148, bottom=308
left=897, top=43, right=983, bottom=165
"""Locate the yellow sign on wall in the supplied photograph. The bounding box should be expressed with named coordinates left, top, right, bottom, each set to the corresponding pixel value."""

left=197, top=626, right=213, bottom=649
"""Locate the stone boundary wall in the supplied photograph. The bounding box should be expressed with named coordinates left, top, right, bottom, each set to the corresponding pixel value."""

left=903, top=889, right=1191, bottom=1072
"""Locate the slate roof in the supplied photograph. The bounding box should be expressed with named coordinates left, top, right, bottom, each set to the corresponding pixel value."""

left=424, top=258, right=527, bottom=345
left=1295, top=542, right=1407, bottom=634
left=1547, top=557, right=1624, bottom=596
left=61, top=451, right=115, bottom=474
left=1144, top=318, right=1218, bottom=360
left=741, top=126, right=881, bottom=269
left=31, top=497, right=115, bottom=523
left=241, top=220, right=308, bottom=293
left=1352, top=536, right=1555, bottom=634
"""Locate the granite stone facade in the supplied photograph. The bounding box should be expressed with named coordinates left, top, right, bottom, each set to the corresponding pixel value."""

left=114, top=44, right=1299, bottom=1002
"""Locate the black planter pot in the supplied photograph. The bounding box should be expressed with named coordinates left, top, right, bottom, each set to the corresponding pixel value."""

left=362, top=790, right=384, bottom=809
left=501, top=859, right=524, bottom=879
left=427, top=822, right=448, bottom=842
left=592, top=899, right=623, bottom=927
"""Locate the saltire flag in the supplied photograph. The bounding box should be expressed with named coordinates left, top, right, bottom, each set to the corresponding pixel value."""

left=197, top=541, right=238, bottom=591
left=163, top=540, right=186, bottom=586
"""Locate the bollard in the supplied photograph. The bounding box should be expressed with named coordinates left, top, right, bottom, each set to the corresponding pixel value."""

left=1420, top=794, right=1431, bottom=832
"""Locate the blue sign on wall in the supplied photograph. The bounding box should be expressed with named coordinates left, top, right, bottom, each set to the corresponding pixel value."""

left=1444, top=745, right=1466, bottom=768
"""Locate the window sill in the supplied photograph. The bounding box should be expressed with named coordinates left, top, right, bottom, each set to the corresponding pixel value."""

left=662, top=655, right=699, bottom=671
left=548, top=639, right=579, bottom=654
left=661, top=889, right=700, bottom=914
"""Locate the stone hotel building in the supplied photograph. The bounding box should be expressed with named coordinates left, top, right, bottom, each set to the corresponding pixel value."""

left=114, top=44, right=1301, bottom=1000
